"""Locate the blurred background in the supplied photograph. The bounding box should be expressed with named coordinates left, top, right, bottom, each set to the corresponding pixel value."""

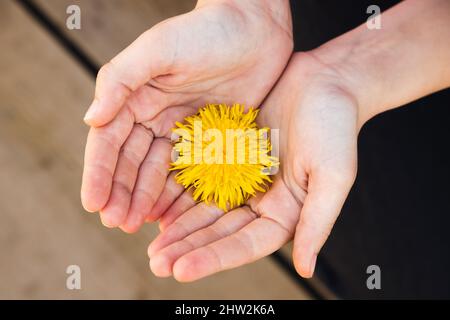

left=0, top=0, right=326, bottom=300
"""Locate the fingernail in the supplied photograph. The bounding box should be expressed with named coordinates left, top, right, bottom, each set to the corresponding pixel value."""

left=83, top=100, right=99, bottom=123
left=309, top=254, right=317, bottom=277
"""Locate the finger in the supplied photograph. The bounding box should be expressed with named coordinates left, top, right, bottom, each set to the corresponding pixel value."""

left=120, top=138, right=172, bottom=233
left=172, top=208, right=292, bottom=282
left=150, top=207, right=256, bottom=277
left=293, top=170, right=355, bottom=278
left=81, top=107, right=134, bottom=212
left=84, top=27, right=175, bottom=127
left=156, top=190, right=196, bottom=231
left=148, top=203, right=223, bottom=257
left=99, top=125, right=153, bottom=228
left=146, top=172, right=184, bottom=223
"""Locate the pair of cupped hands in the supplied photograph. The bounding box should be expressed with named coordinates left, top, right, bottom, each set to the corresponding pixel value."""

left=81, top=0, right=359, bottom=281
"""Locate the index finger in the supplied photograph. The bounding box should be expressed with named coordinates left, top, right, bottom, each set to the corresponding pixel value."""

left=172, top=209, right=292, bottom=282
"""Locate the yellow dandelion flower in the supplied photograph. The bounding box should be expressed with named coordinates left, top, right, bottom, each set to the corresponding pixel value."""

left=171, top=103, right=279, bottom=211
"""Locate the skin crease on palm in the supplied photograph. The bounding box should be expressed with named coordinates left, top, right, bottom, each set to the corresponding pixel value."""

left=80, top=0, right=293, bottom=232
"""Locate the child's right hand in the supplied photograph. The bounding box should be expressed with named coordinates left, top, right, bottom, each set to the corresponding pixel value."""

left=147, top=52, right=359, bottom=281
left=147, top=0, right=450, bottom=281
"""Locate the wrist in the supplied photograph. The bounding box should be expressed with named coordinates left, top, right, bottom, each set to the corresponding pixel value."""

left=196, top=0, right=290, bottom=11
left=196, top=0, right=292, bottom=28
left=310, top=0, right=450, bottom=128
left=309, top=30, right=391, bottom=129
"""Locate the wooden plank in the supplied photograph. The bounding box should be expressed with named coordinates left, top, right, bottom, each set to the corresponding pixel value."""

left=33, top=0, right=197, bottom=64
left=0, top=0, right=310, bottom=299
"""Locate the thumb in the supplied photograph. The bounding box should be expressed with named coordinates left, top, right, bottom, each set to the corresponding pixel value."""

left=293, top=168, right=356, bottom=278
left=83, top=25, right=174, bottom=127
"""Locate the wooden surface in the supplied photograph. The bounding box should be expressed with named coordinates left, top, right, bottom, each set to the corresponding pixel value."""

left=34, top=0, right=197, bottom=65
left=0, top=0, right=310, bottom=299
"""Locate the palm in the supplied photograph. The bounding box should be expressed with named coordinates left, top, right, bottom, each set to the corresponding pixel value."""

left=147, top=53, right=359, bottom=281
left=81, top=1, right=293, bottom=233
